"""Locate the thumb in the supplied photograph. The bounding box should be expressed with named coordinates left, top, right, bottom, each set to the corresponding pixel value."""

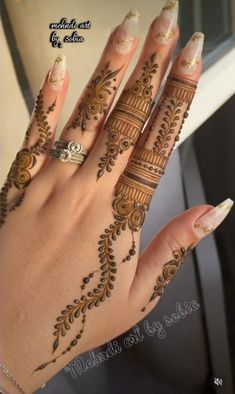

left=129, top=198, right=233, bottom=315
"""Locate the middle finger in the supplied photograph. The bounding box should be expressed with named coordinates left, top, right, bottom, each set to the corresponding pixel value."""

left=80, top=0, right=179, bottom=186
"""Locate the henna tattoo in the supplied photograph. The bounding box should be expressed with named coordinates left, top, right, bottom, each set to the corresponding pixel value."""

left=153, top=99, right=183, bottom=154
left=34, top=197, right=140, bottom=372
left=34, top=313, right=87, bottom=372
left=9, top=191, right=25, bottom=212
left=67, top=62, right=121, bottom=132
left=114, top=74, right=198, bottom=210
left=141, top=245, right=194, bottom=312
left=0, top=91, right=56, bottom=227
left=97, top=53, right=158, bottom=179
left=121, top=232, right=136, bottom=263
left=113, top=74, right=198, bottom=306
left=33, top=74, right=198, bottom=373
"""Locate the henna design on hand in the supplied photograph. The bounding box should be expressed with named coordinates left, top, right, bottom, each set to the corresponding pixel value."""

left=67, top=62, right=122, bottom=132
left=0, top=91, right=56, bottom=227
left=97, top=53, right=158, bottom=179
left=34, top=200, right=139, bottom=372
left=141, top=245, right=194, bottom=312
left=34, top=74, right=198, bottom=373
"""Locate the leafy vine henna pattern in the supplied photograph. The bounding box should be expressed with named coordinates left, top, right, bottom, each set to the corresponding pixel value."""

left=33, top=74, right=198, bottom=373
left=97, top=53, right=158, bottom=179
left=67, top=62, right=122, bottom=132
left=141, top=244, right=194, bottom=312
left=0, top=91, right=56, bottom=227
left=34, top=200, right=140, bottom=372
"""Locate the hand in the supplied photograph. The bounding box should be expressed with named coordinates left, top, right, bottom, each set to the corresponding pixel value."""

left=0, top=3, right=233, bottom=393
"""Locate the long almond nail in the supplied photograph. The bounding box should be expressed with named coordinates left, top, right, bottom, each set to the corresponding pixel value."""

left=152, top=0, right=178, bottom=45
left=112, top=9, right=139, bottom=54
left=48, top=54, right=66, bottom=91
left=178, top=32, right=204, bottom=75
left=194, top=198, right=234, bottom=237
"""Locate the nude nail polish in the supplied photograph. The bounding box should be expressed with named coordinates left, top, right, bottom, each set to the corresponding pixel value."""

left=48, top=54, right=66, bottom=91
left=112, top=9, right=139, bottom=54
left=178, top=32, right=204, bottom=75
left=152, top=0, right=178, bottom=45
left=194, top=198, right=234, bottom=237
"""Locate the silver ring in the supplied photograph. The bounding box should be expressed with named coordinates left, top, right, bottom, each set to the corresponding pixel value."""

left=49, top=140, right=88, bottom=164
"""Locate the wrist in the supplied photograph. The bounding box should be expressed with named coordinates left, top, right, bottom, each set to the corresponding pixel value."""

left=0, top=362, right=25, bottom=394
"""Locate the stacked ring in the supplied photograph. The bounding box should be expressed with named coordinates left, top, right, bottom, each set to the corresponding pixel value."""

left=49, top=140, right=88, bottom=164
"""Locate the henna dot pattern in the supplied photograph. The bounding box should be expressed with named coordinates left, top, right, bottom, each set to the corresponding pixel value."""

left=141, top=245, right=194, bottom=312
left=0, top=91, right=56, bottom=227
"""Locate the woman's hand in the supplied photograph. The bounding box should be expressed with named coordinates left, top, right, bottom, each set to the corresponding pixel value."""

left=0, top=2, right=233, bottom=393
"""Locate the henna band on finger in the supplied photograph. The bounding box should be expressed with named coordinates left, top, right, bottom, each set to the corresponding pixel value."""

left=97, top=53, right=158, bottom=179
left=114, top=73, right=198, bottom=211
left=116, top=149, right=168, bottom=208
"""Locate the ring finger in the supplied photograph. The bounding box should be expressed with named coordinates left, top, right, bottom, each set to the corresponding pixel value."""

left=46, top=10, right=140, bottom=178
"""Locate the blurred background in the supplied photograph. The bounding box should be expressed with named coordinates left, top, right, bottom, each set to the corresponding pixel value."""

left=1, top=0, right=235, bottom=393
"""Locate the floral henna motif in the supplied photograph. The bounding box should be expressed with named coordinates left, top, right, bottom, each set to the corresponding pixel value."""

left=0, top=91, right=56, bottom=227
left=33, top=74, right=198, bottom=373
left=97, top=53, right=158, bottom=179
left=141, top=245, right=194, bottom=312
left=67, top=62, right=122, bottom=132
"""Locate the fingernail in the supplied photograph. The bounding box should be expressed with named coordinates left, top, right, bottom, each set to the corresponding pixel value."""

left=178, top=32, right=204, bottom=75
left=194, top=198, right=234, bottom=237
left=48, top=54, right=66, bottom=91
left=152, top=0, right=178, bottom=45
left=112, top=9, right=139, bottom=54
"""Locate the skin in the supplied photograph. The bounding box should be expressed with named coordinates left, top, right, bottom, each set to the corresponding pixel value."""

left=0, top=15, right=212, bottom=394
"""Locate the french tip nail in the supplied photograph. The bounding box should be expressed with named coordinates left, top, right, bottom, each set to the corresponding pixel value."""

left=112, top=10, right=139, bottom=54
left=124, top=9, right=140, bottom=22
left=179, top=32, right=204, bottom=74
left=121, top=9, right=140, bottom=31
left=187, top=32, right=205, bottom=51
left=153, top=1, right=178, bottom=45
left=161, top=0, right=179, bottom=13
left=194, top=197, right=234, bottom=237
left=217, top=198, right=234, bottom=210
left=48, top=54, right=67, bottom=91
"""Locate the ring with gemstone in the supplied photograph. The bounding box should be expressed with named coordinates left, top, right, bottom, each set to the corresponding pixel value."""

left=49, top=140, right=88, bottom=164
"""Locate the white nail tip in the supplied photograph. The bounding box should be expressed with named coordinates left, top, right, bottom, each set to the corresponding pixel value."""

left=179, top=32, right=204, bottom=74
left=217, top=198, right=234, bottom=211
left=113, top=10, right=139, bottom=54
left=125, top=9, right=140, bottom=22
left=194, top=198, right=234, bottom=236
left=162, top=0, right=179, bottom=13
left=152, top=1, right=178, bottom=45
left=48, top=54, right=66, bottom=91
